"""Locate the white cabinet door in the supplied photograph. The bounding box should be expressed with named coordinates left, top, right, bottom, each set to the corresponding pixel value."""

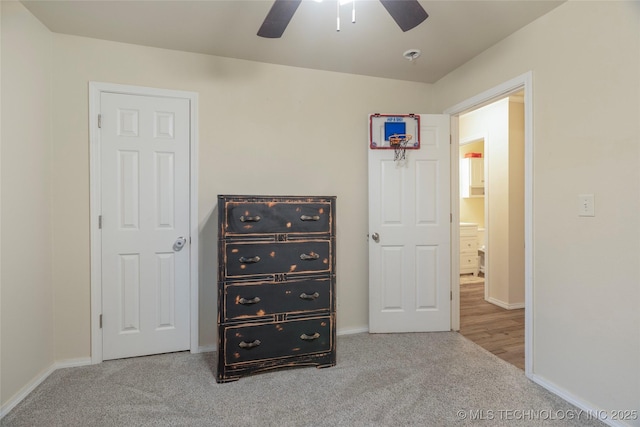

left=460, top=158, right=485, bottom=198
left=470, top=158, right=484, bottom=187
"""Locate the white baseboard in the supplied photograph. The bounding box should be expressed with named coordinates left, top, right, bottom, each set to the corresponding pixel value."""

left=337, top=326, right=369, bottom=336
left=486, top=296, right=525, bottom=310
left=0, top=363, right=55, bottom=419
left=54, top=357, right=92, bottom=370
left=530, top=374, right=628, bottom=427
left=0, top=357, right=92, bottom=419
left=197, top=345, right=217, bottom=353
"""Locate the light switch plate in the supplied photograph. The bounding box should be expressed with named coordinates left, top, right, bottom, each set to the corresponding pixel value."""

left=578, top=194, right=595, bottom=217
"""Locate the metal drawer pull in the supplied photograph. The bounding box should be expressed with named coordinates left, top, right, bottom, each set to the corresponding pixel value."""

left=239, top=296, right=261, bottom=305
left=300, top=215, right=320, bottom=221
left=239, top=256, right=261, bottom=264
left=300, top=253, right=320, bottom=261
left=299, top=292, right=320, bottom=301
left=239, top=340, right=261, bottom=349
left=240, top=215, right=261, bottom=223
left=300, top=333, right=320, bottom=341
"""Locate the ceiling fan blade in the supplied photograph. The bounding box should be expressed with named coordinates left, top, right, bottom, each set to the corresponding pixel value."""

left=379, top=0, right=428, bottom=32
left=257, top=0, right=302, bottom=38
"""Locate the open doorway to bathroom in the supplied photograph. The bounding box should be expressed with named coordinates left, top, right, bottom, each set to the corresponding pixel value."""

left=457, top=92, right=525, bottom=370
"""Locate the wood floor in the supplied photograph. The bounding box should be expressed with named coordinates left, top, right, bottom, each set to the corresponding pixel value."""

left=459, top=277, right=525, bottom=370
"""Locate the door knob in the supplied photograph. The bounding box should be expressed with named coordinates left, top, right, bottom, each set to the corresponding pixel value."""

left=173, top=236, right=187, bottom=251
left=372, top=232, right=380, bottom=243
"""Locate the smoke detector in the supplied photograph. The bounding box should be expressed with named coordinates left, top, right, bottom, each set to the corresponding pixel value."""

left=403, top=49, right=421, bottom=61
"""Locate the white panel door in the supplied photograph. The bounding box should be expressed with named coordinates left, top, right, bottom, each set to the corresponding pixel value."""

left=369, top=114, right=450, bottom=332
left=101, top=92, right=190, bottom=360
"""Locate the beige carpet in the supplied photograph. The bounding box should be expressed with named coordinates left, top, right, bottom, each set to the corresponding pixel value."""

left=2, top=332, right=604, bottom=427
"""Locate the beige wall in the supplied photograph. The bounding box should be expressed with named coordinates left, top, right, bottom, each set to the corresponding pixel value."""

left=0, top=1, right=54, bottom=408
left=436, top=0, right=640, bottom=417
left=50, top=33, right=434, bottom=357
left=459, top=98, right=524, bottom=307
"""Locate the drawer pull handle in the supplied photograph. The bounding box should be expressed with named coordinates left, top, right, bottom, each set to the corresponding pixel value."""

left=299, top=292, right=320, bottom=301
left=239, top=340, right=261, bottom=349
left=300, top=215, right=320, bottom=221
left=239, top=215, right=261, bottom=223
left=239, top=296, right=261, bottom=305
left=300, top=332, right=320, bottom=341
left=239, top=256, right=261, bottom=264
left=300, top=253, right=320, bottom=261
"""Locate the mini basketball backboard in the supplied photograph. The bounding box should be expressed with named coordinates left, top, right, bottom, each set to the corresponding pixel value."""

left=369, top=114, right=420, bottom=150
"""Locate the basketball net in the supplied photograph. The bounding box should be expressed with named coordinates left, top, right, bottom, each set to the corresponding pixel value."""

left=389, top=134, right=412, bottom=162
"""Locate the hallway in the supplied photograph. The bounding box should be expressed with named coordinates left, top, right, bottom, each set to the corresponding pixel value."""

left=459, top=277, right=525, bottom=370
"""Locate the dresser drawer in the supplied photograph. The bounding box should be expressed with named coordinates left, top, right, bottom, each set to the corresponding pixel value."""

left=224, top=201, right=332, bottom=235
left=460, top=255, right=478, bottom=268
left=224, top=278, right=331, bottom=320
left=224, top=317, right=332, bottom=365
left=224, top=241, right=331, bottom=278
left=460, top=236, right=477, bottom=252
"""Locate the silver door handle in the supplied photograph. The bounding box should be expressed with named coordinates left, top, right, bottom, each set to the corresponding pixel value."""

left=372, top=232, right=380, bottom=243
left=173, top=237, right=187, bottom=251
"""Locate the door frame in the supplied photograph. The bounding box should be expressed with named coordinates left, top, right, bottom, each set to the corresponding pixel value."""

left=88, top=82, right=199, bottom=364
left=445, top=72, right=533, bottom=377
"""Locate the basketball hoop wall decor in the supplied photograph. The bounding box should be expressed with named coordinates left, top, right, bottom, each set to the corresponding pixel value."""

left=389, top=134, right=412, bottom=161
left=369, top=114, right=420, bottom=162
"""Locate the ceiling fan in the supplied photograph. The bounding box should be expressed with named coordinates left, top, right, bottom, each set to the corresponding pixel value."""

left=257, top=0, right=429, bottom=38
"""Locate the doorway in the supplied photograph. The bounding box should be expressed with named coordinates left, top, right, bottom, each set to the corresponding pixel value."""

left=446, top=72, right=533, bottom=376
left=457, top=93, right=525, bottom=369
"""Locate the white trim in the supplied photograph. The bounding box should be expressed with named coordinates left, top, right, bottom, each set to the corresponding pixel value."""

left=198, top=345, right=217, bottom=353
left=0, top=364, right=55, bottom=418
left=444, top=73, right=532, bottom=116
left=88, top=82, right=199, bottom=364
left=89, top=83, right=102, bottom=363
left=530, top=375, right=625, bottom=427
left=0, top=358, right=92, bottom=419
left=486, top=297, right=525, bottom=310
left=188, top=92, right=200, bottom=354
left=450, top=116, right=461, bottom=331
left=54, top=357, right=92, bottom=370
left=459, top=133, right=486, bottom=146
left=444, top=71, right=534, bottom=378
left=337, top=326, right=369, bottom=336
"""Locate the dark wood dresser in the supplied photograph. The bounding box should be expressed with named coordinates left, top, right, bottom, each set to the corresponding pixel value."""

left=216, top=195, right=336, bottom=382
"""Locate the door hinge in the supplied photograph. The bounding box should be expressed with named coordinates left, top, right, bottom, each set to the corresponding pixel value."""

left=450, top=134, right=452, bottom=145
left=450, top=291, right=453, bottom=301
left=98, top=114, right=102, bottom=128
left=98, top=215, right=102, bottom=229
left=450, top=213, right=452, bottom=223
left=99, top=314, right=103, bottom=328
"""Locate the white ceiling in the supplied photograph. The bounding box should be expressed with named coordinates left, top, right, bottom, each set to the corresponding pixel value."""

left=22, top=0, right=564, bottom=84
